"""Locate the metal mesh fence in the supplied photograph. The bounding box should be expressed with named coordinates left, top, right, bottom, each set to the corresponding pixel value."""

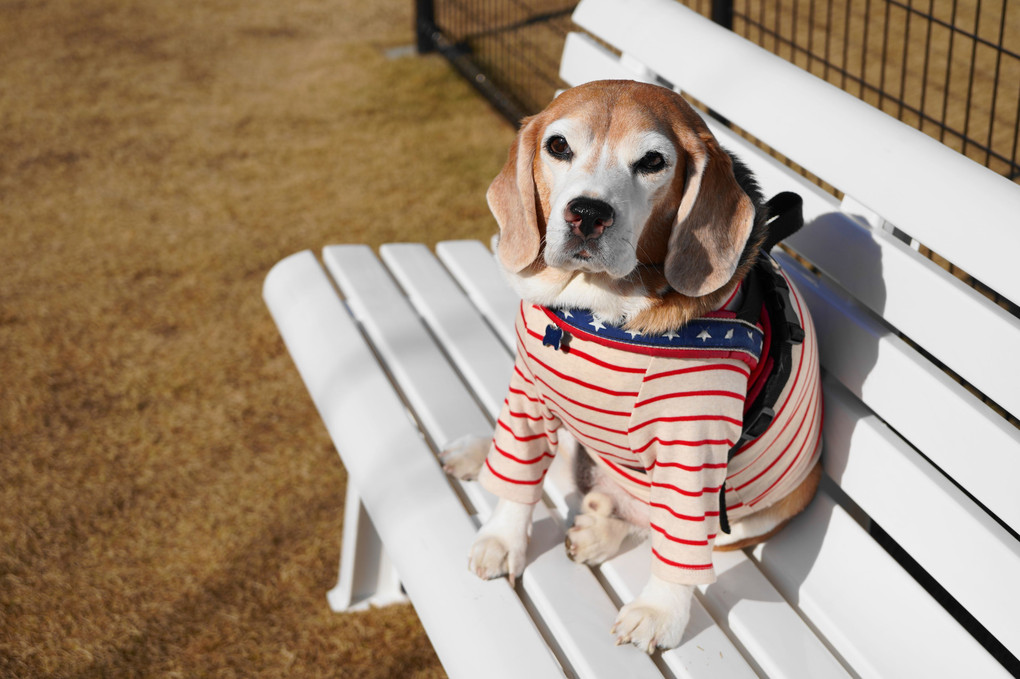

left=418, top=0, right=1020, bottom=183
left=725, top=0, right=1020, bottom=182
left=417, top=0, right=576, bottom=122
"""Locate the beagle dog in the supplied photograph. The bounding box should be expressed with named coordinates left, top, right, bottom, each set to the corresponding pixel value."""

left=442, top=80, right=823, bottom=653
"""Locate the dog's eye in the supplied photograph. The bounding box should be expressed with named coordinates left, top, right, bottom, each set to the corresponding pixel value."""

left=635, top=151, right=666, bottom=174
left=546, top=135, right=572, bottom=160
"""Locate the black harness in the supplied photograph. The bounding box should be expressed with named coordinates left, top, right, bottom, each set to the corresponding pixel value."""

left=718, top=191, right=806, bottom=534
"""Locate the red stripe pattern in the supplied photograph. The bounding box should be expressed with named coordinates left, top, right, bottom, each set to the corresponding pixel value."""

left=478, top=281, right=822, bottom=586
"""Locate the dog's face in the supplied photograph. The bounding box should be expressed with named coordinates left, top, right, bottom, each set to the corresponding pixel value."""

left=488, top=80, right=757, bottom=314
left=535, top=112, right=676, bottom=279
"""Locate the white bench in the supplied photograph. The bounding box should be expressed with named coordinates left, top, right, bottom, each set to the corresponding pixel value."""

left=262, top=0, right=1020, bottom=676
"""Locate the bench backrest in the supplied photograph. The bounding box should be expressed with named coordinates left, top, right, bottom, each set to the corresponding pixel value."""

left=563, top=0, right=1020, bottom=672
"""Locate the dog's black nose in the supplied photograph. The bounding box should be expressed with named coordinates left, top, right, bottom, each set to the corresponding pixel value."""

left=565, top=197, right=615, bottom=239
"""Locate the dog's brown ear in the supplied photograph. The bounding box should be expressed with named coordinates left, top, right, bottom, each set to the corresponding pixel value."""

left=665, top=123, right=755, bottom=297
left=488, top=116, right=542, bottom=272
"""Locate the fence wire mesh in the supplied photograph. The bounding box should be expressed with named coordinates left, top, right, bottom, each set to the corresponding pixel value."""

left=419, top=0, right=1020, bottom=183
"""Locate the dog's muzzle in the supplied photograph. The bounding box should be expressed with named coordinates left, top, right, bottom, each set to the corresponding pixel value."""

left=565, top=197, right=615, bottom=240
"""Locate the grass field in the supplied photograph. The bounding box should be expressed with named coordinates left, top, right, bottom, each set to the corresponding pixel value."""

left=0, top=1, right=514, bottom=676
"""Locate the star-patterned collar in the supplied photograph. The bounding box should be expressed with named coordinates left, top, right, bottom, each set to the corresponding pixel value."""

left=540, top=306, right=765, bottom=368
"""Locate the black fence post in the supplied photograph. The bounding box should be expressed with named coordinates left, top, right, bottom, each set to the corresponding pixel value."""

left=416, top=0, right=436, bottom=53
left=707, top=0, right=734, bottom=127
left=711, top=0, right=734, bottom=30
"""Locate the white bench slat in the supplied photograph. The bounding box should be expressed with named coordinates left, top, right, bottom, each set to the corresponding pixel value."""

left=320, top=245, right=493, bottom=452
left=819, top=374, right=1020, bottom=661
left=777, top=253, right=1020, bottom=533
left=380, top=242, right=513, bottom=418
left=437, top=242, right=852, bottom=678
left=787, top=210, right=1020, bottom=421
left=752, top=491, right=1013, bottom=679
left=436, top=239, right=519, bottom=348
left=571, top=0, right=1020, bottom=306
left=262, top=251, right=563, bottom=678
left=698, top=550, right=851, bottom=679
left=521, top=503, right=666, bottom=679
left=601, top=544, right=760, bottom=679
left=603, top=542, right=849, bottom=679
left=381, top=243, right=580, bottom=523
left=321, top=245, right=497, bottom=518
left=784, top=254, right=1020, bottom=655
left=559, top=31, right=659, bottom=87
left=337, top=244, right=664, bottom=678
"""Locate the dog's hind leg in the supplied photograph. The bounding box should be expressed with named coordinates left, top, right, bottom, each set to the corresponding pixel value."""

left=565, top=449, right=647, bottom=564
left=565, top=491, right=633, bottom=565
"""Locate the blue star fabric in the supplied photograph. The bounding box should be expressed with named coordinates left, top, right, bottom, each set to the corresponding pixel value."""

left=543, top=307, right=765, bottom=364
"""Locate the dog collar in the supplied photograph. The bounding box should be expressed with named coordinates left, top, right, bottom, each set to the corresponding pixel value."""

left=540, top=306, right=764, bottom=369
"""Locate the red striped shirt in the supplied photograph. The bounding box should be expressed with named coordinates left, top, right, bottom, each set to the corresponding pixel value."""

left=479, top=286, right=822, bottom=586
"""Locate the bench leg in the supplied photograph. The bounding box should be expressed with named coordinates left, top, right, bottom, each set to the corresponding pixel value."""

left=327, top=482, right=408, bottom=612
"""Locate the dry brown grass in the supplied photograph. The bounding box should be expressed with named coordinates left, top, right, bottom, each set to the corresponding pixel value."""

left=0, top=0, right=514, bottom=676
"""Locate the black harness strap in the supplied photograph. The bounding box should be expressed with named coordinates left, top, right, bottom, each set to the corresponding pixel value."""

left=761, top=191, right=805, bottom=252
left=718, top=192, right=806, bottom=535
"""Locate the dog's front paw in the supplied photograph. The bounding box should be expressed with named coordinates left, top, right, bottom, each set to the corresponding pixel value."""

left=467, top=498, right=534, bottom=586
left=469, top=534, right=527, bottom=585
left=440, top=434, right=490, bottom=480
left=612, top=577, right=693, bottom=653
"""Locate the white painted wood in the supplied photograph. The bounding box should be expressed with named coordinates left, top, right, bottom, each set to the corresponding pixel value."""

left=436, top=240, right=519, bottom=348
left=328, top=485, right=407, bottom=612
left=838, top=196, right=887, bottom=232
left=379, top=242, right=512, bottom=417
left=262, top=250, right=563, bottom=678
left=342, top=246, right=662, bottom=678
left=521, top=502, right=665, bottom=679
left=819, top=374, right=1020, bottom=660
left=437, top=241, right=846, bottom=678
left=602, top=544, right=761, bottom=679
left=560, top=31, right=659, bottom=87
left=322, top=245, right=498, bottom=519
left=571, top=0, right=1020, bottom=305
left=751, top=490, right=1013, bottom=679
left=321, top=245, right=493, bottom=452
left=698, top=549, right=851, bottom=678
left=777, top=253, right=1020, bottom=533
left=784, top=207, right=1020, bottom=421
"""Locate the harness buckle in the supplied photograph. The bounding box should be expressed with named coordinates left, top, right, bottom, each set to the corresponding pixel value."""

left=744, top=406, right=775, bottom=442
